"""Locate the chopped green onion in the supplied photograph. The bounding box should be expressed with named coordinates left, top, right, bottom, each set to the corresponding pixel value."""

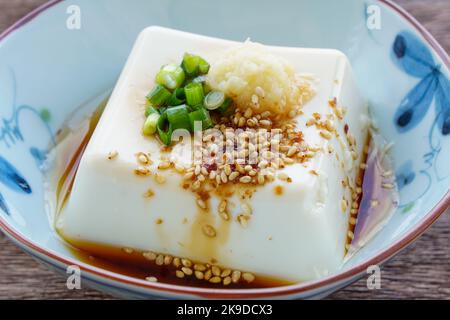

left=145, top=104, right=159, bottom=117
left=218, top=97, right=233, bottom=114
left=198, top=57, right=210, bottom=74
left=189, top=108, right=213, bottom=131
left=142, top=113, right=160, bottom=136
left=204, top=91, right=225, bottom=110
left=192, top=75, right=207, bottom=83
left=167, top=88, right=186, bottom=106
left=182, top=53, right=201, bottom=77
left=166, top=105, right=191, bottom=131
left=156, top=64, right=185, bottom=90
left=182, top=53, right=210, bottom=77
left=147, top=85, right=171, bottom=107
left=157, top=113, right=173, bottom=145
left=184, top=82, right=204, bottom=106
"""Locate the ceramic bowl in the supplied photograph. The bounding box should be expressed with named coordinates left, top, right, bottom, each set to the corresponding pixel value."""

left=0, top=0, right=448, bottom=299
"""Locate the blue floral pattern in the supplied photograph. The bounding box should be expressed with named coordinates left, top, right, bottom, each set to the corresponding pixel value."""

left=0, top=68, right=54, bottom=216
left=392, top=31, right=450, bottom=207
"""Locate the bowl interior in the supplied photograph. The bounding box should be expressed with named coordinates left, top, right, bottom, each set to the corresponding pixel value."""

left=0, top=0, right=448, bottom=297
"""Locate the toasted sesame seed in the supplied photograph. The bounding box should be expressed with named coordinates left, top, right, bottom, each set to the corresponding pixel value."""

left=184, top=172, right=194, bottom=180
left=155, top=254, right=164, bottom=266
left=158, top=161, right=171, bottom=170
left=195, top=271, right=204, bottom=280
left=382, top=170, right=393, bottom=178
left=231, top=270, right=241, bottom=283
left=173, top=257, right=181, bottom=268
left=259, top=119, right=272, bottom=127
left=164, top=255, right=173, bottom=265
left=145, top=276, right=158, bottom=282
left=320, top=131, right=332, bottom=140
left=202, top=224, right=217, bottom=238
left=360, top=163, right=367, bottom=169
left=143, top=251, right=156, bottom=261
left=287, top=146, right=298, bottom=157
left=371, top=200, right=379, bottom=207
left=349, top=217, right=357, bottom=225
left=181, top=267, right=193, bottom=276
left=209, top=276, right=222, bottom=284
left=194, top=264, right=206, bottom=272
left=155, top=173, right=166, bottom=184
left=341, top=199, right=348, bottom=212
left=221, top=269, right=232, bottom=277
left=351, top=151, right=359, bottom=160
left=107, top=150, right=118, bottom=160
left=197, top=199, right=207, bottom=210
left=244, top=108, right=253, bottom=119
left=382, top=183, right=394, bottom=189
left=219, top=200, right=227, bottom=213
left=223, top=276, right=232, bottom=286
left=348, top=230, right=354, bottom=240
left=255, top=86, right=265, bottom=97
left=134, top=166, right=151, bottom=176
left=242, top=272, right=255, bottom=283
left=136, top=152, right=150, bottom=165
left=351, top=208, right=358, bottom=215
left=237, top=215, right=250, bottom=228
left=143, top=189, right=155, bottom=198
left=204, top=269, right=212, bottom=281
left=240, top=176, right=252, bottom=184
left=176, top=270, right=185, bottom=278
left=278, top=172, right=290, bottom=181
left=181, top=258, right=192, bottom=268
left=211, top=266, right=221, bottom=277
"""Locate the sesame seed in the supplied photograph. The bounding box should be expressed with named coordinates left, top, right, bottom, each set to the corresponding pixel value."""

left=347, top=230, right=354, bottom=240
left=136, top=152, right=150, bottom=165
left=349, top=217, right=357, bottom=225
left=143, top=189, right=155, bottom=198
left=240, top=176, right=252, bottom=184
left=351, top=209, right=358, bottom=215
left=259, top=119, right=272, bottom=127
left=145, top=276, right=158, bottom=283
left=382, top=183, right=394, bottom=189
left=221, top=269, right=232, bottom=277
left=181, top=267, right=193, bottom=276
left=231, top=271, right=241, bottom=283
left=155, top=218, right=163, bottom=225
left=184, top=172, right=194, bottom=180
left=371, top=200, right=379, bottom=207
left=382, top=170, right=393, bottom=178
left=173, top=258, right=181, bottom=268
left=242, top=272, right=255, bottom=283
left=287, top=146, right=298, bottom=157
left=223, top=276, right=232, bottom=286
left=181, top=259, right=192, bottom=268
left=155, top=173, right=166, bottom=184
left=197, top=199, right=207, bottom=210
left=341, top=199, right=348, bottom=212
left=237, top=215, right=250, bottom=228
left=143, top=251, right=157, bottom=261
left=107, top=150, right=118, bottom=160
left=204, top=269, right=212, bottom=281
left=278, top=172, right=290, bottom=181
left=244, top=108, right=253, bottom=119
left=255, top=86, right=265, bottom=97
left=176, top=270, right=185, bottom=278
left=134, top=166, right=151, bottom=176
left=164, top=255, right=173, bottom=265
left=195, top=271, right=204, bottom=280
left=155, top=254, right=164, bottom=266
left=158, top=161, right=171, bottom=170
left=194, top=264, right=206, bottom=272
left=212, top=266, right=221, bottom=277
left=320, top=131, right=332, bottom=140
left=209, top=276, right=222, bottom=284
left=202, top=224, right=217, bottom=238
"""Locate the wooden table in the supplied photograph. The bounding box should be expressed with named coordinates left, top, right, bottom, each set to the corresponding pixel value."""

left=0, top=0, right=449, bottom=300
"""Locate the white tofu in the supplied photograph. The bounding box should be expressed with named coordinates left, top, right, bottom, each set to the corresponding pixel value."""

left=56, top=27, right=369, bottom=283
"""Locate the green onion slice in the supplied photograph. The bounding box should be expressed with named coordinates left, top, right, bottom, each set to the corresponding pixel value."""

left=166, top=105, right=191, bottom=131
left=198, top=57, right=210, bottom=74
left=145, top=104, right=159, bottom=117
left=168, top=88, right=186, bottom=106
left=218, top=97, right=233, bottom=114
left=184, top=82, right=204, bottom=106
left=156, top=64, right=185, bottom=90
left=147, top=85, right=171, bottom=107
left=189, top=108, right=213, bottom=131
left=204, top=91, right=225, bottom=110
left=142, top=113, right=160, bottom=136
left=157, top=112, right=173, bottom=145
left=182, top=53, right=210, bottom=77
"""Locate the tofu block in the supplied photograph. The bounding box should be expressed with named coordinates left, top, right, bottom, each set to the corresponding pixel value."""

left=56, top=27, right=369, bottom=282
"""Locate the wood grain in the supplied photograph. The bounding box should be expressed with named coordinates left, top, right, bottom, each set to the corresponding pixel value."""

left=0, top=0, right=449, bottom=300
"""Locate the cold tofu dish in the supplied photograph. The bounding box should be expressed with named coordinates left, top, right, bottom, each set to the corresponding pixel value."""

left=54, top=27, right=377, bottom=287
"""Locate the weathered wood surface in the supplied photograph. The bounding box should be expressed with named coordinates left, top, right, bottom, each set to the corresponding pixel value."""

left=0, top=0, right=449, bottom=300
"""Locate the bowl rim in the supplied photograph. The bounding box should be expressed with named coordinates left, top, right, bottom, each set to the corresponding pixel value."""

left=0, top=0, right=449, bottom=299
